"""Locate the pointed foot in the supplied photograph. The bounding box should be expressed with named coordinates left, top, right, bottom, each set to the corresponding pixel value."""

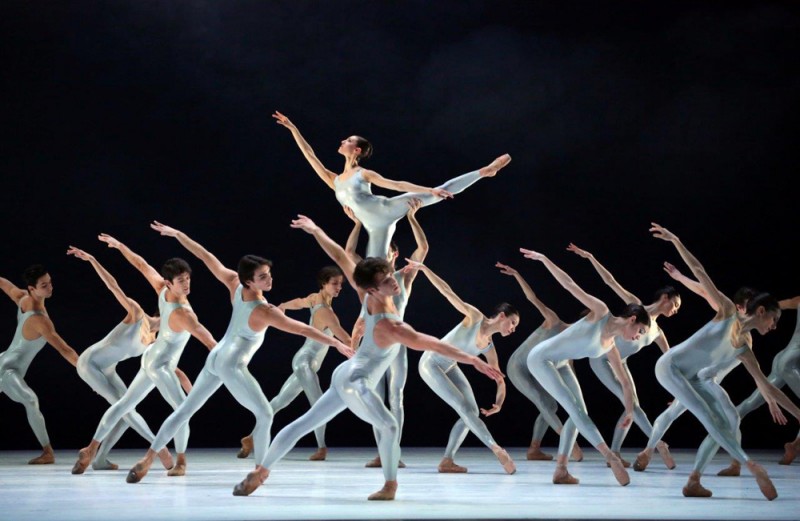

left=232, top=468, right=269, bottom=497
left=633, top=450, right=651, bottom=472
left=479, top=154, right=512, bottom=177
left=656, top=441, right=676, bottom=470
left=237, top=435, right=254, bottom=459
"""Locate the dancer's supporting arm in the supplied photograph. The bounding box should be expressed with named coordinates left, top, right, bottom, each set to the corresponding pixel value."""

left=400, top=198, right=429, bottom=292
left=406, top=259, right=506, bottom=416
left=520, top=248, right=634, bottom=427
left=98, top=233, right=166, bottom=295
left=495, top=262, right=561, bottom=328
left=343, top=206, right=364, bottom=262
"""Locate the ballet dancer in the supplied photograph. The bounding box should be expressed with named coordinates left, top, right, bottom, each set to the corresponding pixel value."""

left=272, top=110, right=510, bottom=258
left=521, top=247, right=651, bottom=486
left=408, top=259, right=518, bottom=474
left=496, top=262, right=582, bottom=462
left=700, top=295, right=800, bottom=476
left=68, top=246, right=190, bottom=471
left=634, top=223, right=800, bottom=500
left=230, top=215, right=504, bottom=500
left=0, top=265, right=79, bottom=464
left=71, top=232, right=217, bottom=475
left=566, top=243, right=680, bottom=468
left=237, top=265, right=352, bottom=462
left=125, top=221, right=354, bottom=483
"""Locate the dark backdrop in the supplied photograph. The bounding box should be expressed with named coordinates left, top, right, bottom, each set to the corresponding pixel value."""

left=2, top=1, right=798, bottom=453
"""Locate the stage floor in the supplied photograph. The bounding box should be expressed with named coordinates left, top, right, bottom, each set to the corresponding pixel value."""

left=0, top=447, right=796, bottom=521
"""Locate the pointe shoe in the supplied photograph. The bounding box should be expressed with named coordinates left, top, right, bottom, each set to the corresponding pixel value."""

left=716, top=461, right=741, bottom=477
left=365, top=455, right=381, bottom=468
left=309, top=447, right=327, bottom=461
left=747, top=461, right=778, bottom=501
left=553, top=467, right=580, bottom=485
left=367, top=480, right=397, bottom=501
left=607, top=452, right=631, bottom=468
left=29, top=446, right=55, bottom=465
left=126, top=461, right=151, bottom=483
left=232, top=469, right=268, bottom=497
left=526, top=446, right=554, bottom=461
left=479, top=154, right=512, bottom=177
left=438, top=458, right=468, bottom=473
left=606, top=455, right=630, bottom=486
left=493, top=448, right=516, bottom=475
left=570, top=443, right=584, bottom=462
left=633, top=450, right=651, bottom=472
left=167, top=463, right=186, bottom=477
left=92, top=458, right=119, bottom=471
left=237, top=435, right=254, bottom=459
left=157, top=448, right=174, bottom=470
left=656, top=441, right=676, bottom=470
left=71, top=448, right=94, bottom=474
left=779, top=440, right=799, bottom=465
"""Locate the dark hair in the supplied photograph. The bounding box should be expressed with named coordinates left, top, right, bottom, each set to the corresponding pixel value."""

left=354, top=136, right=373, bottom=163
left=317, top=265, right=344, bottom=288
left=23, top=264, right=48, bottom=289
left=353, top=257, right=393, bottom=290
left=490, top=302, right=519, bottom=319
left=161, top=258, right=192, bottom=281
left=618, top=303, right=651, bottom=327
left=733, top=286, right=757, bottom=307
left=238, top=255, right=272, bottom=287
left=653, top=286, right=679, bottom=302
left=389, top=241, right=399, bottom=255
left=745, top=292, right=780, bottom=316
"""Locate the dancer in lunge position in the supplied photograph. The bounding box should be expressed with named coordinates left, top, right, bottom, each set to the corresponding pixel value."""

left=68, top=246, right=190, bottom=471
left=566, top=243, right=679, bottom=468
left=1, top=265, right=79, bottom=464
left=409, top=259, right=518, bottom=474
left=521, top=247, right=651, bottom=486
left=272, top=110, right=510, bottom=258
left=496, top=262, right=582, bottom=462
left=72, top=232, right=216, bottom=475
left=230, top=215, right=504, bottom=500
left=634, top=223, right=800, bottom=500
left=126, top=221, right=354, bottom=483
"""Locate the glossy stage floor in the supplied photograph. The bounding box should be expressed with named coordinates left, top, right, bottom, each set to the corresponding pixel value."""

left=0, top=447, right=797, bottom=521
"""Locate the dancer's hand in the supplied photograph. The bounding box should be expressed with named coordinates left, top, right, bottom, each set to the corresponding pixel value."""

left=151, top=220, right=180, bottom=237
left=495, top=262, right=518, bottom=276
left=480, top=403, right=502, bottom=417
left=520, top=248, right=545, bottom=261
left=272, top=110, right=296, bottom=130
left=343, top=206, right=361, bottom=224
left=766, top=392, right=789, bottom=425
left=431, top=187, right=453, bottom=199
left=290, top=214, right=319, bottom=234
left=66, top=246, right=94, bottom=262
left=662, top=261, right=683, bottom=280
left=334, top=340, right=355, bottom=359
left=473, top=357, right=504, bottom=382
left=98, top=233, right=122, bottom=249
left=650, top=222, right=677, bottom=242
left=406, top=198, right=422, bottom=216
left=566, top=243, right=591, bottom=258
left=402, top=258, right=424, bottom=273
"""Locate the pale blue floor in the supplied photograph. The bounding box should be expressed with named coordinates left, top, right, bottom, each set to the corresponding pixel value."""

left=0, top=447, right=797, bottom=521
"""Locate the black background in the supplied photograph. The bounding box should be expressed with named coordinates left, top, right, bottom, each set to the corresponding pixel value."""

left=2, top=1, right=798, bottom=454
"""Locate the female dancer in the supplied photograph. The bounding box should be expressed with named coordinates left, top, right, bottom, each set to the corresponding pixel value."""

left=68, top=246, right=184, bottom=472
left=409, top=259, right=517, bottom=474
left=0, top=265, right=79, bottom=464
left=238, top=265, right=352, bottom=462
left=272, top=110, right=510, bottom=258
left=496, top=262, right=582, bottom=462
left=521, top=247, right=651, bottom=486
left=566, top=243, right=679, bottom=468
left=636, top=223, right=800, bottom=500
left=230, top=215, right=503, bottom=500
left=125, top=222, right=353, bottom=483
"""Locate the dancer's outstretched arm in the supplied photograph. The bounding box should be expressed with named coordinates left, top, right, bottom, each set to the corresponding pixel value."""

left=27, top=314, right=79, bottom=366
left=291, top=214, right=361, bottom=297
left=404, top=260, right=482, bottom=325
left=98, top=233, right=165, bottom=295
left=567, top=243, right=641, bottom=305
left=150, top=221, right=239, bottom=298
left=250, top=303, right=354, bottom=359
left=779, top=296, right=800, bottom=309
left=277, top=293, right=353, bottom=346
left=738, top=347, right=800, bottom=425
left=67, top=246, right=144, bottom=321
left=361, top=169, right=452, bottom=199
left=605, top=344, right=635, bottom=428
left=496, top=262, right=561, bottom=328
left=169, top=308, right=217, bottom=352
left=663, top=261, right=718, bottom=311
left=0, top=276, right=27, bottom=304
left=273, top=111, right=338, bottom=189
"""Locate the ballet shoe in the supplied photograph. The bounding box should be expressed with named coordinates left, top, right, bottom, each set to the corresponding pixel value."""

left=237, top=435, right=254, bottom=459
left=367, top=480, right=397, bottom=501
left=747, top=461, right=777, bottom=501
left=552, top=468, right=580, bottom=485
left=570, top=443, right=584, bottom=462
left=716, top=461, right=741, bottom=477
left=309, top=447, right=327, bottom=461
left=91, top=458, right=118, bottom=471
left=633, top=450, right=651, bottom=472
left=71, top=447, right=94, bottom=474
left=126, top=462, right=150, bottom=483
left=493, top=447, right=516, bottom=474
left=167, top=463, right=186, bottom=477
left=682, top=478, right=713, bottom=498
left=438, top=458, right=467, bottom=473
left=365, top=456, right=382, bottom=468
left=656, top=441, right=676, bottom=470
left=779, top=440, right=799, bottom=465
left=232, top=468, right=269, bottom=497
left=606, top=452, right=631, bottom=468
left=526, top=446, right=554, bottom=461
left=157, top=448, right=174, bottom=470
left=606, top=455, right=630, bottom=486
left=479, top=154, right=512, bottom=177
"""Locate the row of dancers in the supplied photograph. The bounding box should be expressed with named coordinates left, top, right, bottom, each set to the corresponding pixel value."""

left=2, top=112, right=799, bottom=502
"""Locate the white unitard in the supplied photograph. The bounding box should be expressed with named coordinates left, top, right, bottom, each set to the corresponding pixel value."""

left=527, top=315, right=613, bottom=457
left=589, top=322, right=662, bottom=452
left=506, top=324, right=567, bottom=445
left=269, top=303, right=332, bottom=449
left=0, top=305, right=49, bottom=446
left=90, top=288, right=192, bottom=453
left=334, top=168, right=482, bottom=258
left=418, top=319, right=499, bottom=460
left=693, top=304, right=800, bottom=471
left=260, top=297, right=402, bottom=481
left=77, top=319, right=159, bottom=466
left=149, top=285, right=271, bottom=461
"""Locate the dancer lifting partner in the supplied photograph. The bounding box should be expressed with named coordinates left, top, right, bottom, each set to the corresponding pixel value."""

left=272, top=110, right=510, bottom=258
left=521, top=247, right=651, bottom=486
left=0, top=265, right=79, bottom=464
left=230, top=215, right=503, bottom=500
left=126, top=222, right=353, bottom=483
left=408, top=259, right=518, bottom=474
left=72, top=232, right=217, bottom=475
